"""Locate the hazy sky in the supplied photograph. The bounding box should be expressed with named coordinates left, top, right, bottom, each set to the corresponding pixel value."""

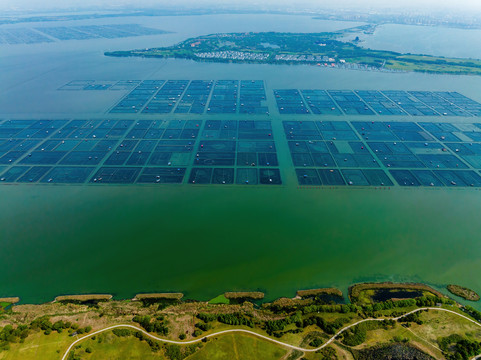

left=2, top=0, right=481, bottom=13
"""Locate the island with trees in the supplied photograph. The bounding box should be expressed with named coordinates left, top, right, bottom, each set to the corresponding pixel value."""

left=447, top=285, right=481, bottom=301
left=105, top=29, right=481, bottom=75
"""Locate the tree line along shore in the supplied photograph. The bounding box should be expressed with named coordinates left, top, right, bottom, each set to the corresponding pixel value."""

left=0, top=283, right=480, bottom=360
left=105, top=31, right=481, bottom=76
left=2, top=282, right=473, bottom=306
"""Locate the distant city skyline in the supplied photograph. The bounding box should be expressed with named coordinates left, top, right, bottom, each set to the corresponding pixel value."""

left=2, top=0, right=481, bottom=13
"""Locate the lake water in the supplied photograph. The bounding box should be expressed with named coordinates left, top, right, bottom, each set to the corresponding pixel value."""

left=345, top=23, right=481, bottom=59
left=1, top=14, right=481, bottom=308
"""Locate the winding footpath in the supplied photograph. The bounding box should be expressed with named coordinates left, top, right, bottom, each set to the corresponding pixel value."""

left=61, top=307, right=481, bottom=360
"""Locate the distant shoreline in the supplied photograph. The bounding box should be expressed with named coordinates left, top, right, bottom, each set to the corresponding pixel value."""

left=104, top=30, right=481, bottom=76
left=2, top=9, right=480, bottom=31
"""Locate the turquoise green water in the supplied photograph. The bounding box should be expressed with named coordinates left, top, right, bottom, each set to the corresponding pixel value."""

left=2, top=184, right=481, bottom=307
left=351, top=24, right=481, bottom=59
left=2, top=13, right=481, bottom=308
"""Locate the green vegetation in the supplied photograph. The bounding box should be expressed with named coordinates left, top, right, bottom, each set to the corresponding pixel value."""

left=0, top=299, right=19, bottom=312
left=0, top=283, right=480, bottom=359
left=216, top=313, right=254, bottom=328
left=207, top=294, right=230, bottom=305
left=195, top=312, right=256, bottom=335
left=438, top=334, right=481, bottom=360
left=463, top=305, right=481, bottom=322
left=134, top=293, right=184, bottom=301
left=187, top=333, right=287, bottom=360
left=105, top=31, right=481, bottom=75
left=30, top=317, right=92, bottom=336
left=310, top=346, right=338, bottom=359
left=349, top=283, right=445, bottom=305
left=352, top=343, right=436, bottom=360
left=164, top=343, right=201, bottom=360
left=68, top=332, right=164, bottom=360
left=0, top=304, right=12, bottom=314
left=341, top=320, right=395, bottom=346
left=0, top=315, right=90, bottom=355
left=135, top=295, right=183, bottom=309
left=447, top=285, right=480, bottom=302
left=133, top=315, right=169, bottom=336
left=296, top=288, right=343, bottom=299
left=224, top=292, right=264, bottom=302
left=112, top=328, right=132, bottom=337
left=55, top=294, right=112, bottom=304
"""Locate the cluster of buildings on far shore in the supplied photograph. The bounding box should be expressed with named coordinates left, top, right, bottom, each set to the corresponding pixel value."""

left=274, top=54, right=339, bottom=63
left=194, top=51, right=347, bottom=65
left=195, top=51, right=269, bottom=61
left=192, top=51, right=398, bottom=73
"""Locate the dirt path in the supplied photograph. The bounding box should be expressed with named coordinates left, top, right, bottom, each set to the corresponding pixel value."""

left=60, top=307, right=481, bottom=360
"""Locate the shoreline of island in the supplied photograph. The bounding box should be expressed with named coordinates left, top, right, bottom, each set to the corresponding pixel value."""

left=104, top=31, right=481, bottom=76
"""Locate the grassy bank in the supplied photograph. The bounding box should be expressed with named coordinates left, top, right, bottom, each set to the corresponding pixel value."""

left=0, top=283, right=480, bottom=359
